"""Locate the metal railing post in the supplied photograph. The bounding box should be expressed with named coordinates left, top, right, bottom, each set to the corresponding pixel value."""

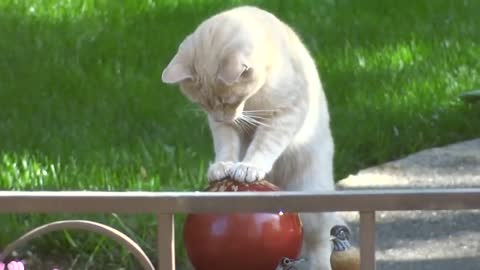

left=2, top=190, right=480, bottom=269
left=360, top=211, right=376, bottom=270
left=157, top=214, right=175, bottom=270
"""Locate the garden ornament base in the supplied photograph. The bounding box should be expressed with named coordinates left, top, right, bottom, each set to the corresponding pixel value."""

left=0, top=220, right=155, bottom=270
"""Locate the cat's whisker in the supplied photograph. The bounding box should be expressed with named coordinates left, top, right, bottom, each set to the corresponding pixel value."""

left=238, top=116, right=250, bottom=126
left=236, top=116, right=254, bottom=130
left=234, top=117, right=253, bottom=134
left=248, top=119, right=270, bottom=128
left=240, top=114, right=271, bottom=128
left=242, top=111, right=278, bottom=116
left=241, top=113, right=270, bottom=120
left=243, top=109, right=280, bottom=113
left=243, top=123, right=255, bottom=135
left=240, top=120, right=251, bottom=134
left=233, top=118, right=243, bottom=133
left=242, top=115, right=271, bottom=126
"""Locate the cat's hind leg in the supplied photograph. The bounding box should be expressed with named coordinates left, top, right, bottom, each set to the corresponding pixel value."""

left=300, top=212, right=344, bottom=270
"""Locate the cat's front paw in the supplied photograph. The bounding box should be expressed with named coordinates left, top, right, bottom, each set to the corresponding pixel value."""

left=229, top=162, right=267, bottom=183
left=208, top=161, right=235, bottom=182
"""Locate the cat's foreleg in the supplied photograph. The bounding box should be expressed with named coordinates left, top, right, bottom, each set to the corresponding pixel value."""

left=207, top=117, right=242, bottom=182
left=229, top=108, right=302, bottom=182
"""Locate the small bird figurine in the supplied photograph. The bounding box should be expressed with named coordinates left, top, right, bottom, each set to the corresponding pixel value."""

left=274, top=257, right=307, bottom=270
left=330, top=225, right=360, bottom=270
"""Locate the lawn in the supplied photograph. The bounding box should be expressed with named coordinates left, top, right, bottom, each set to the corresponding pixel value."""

left=1, top=0, right=479, bottom=269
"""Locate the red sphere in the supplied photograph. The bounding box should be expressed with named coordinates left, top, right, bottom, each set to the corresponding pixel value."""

left=183, top=179, right=303, bottom=270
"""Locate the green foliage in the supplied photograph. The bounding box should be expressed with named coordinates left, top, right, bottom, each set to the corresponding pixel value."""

left=0, top=0, right=479, bottom=268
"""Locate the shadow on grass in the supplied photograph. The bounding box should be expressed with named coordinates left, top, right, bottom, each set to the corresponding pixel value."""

left=0, top=0, right=479, bottom=269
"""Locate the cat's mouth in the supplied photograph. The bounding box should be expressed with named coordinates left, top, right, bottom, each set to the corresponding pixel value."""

left=211, top=113, right=236, bottom=123
left=210, top=111, right=237, bottom=123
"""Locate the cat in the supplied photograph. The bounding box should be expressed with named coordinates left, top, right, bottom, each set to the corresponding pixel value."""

left=162, top=6, right=345, bottom=270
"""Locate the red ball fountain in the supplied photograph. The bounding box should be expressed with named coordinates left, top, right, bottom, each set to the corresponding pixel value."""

left=183, top=179, right=303, bottom=270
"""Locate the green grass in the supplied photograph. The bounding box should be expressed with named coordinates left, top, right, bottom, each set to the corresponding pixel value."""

left=0, top=0, right=479, bottom=269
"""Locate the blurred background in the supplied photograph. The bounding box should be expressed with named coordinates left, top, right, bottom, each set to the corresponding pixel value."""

left=0, top=0, right=479, bottom=269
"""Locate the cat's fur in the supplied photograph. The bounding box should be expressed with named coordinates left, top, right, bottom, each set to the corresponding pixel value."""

left=162, top=6, right=344, bottom=270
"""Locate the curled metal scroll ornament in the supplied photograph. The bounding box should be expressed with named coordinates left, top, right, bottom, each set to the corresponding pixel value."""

left=0, top=220, right=155, bottom=270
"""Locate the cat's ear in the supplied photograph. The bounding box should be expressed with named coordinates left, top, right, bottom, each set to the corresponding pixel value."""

left=217, top=53, right=251, bottom=86
left=161, top=59, right=192, bottom=84
left=162, top=37, right=193, bottom=84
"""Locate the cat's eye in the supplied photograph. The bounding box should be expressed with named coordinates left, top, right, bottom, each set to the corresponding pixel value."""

left=223, top=100, right=238, bottom=106
left=240, top=66, right=253, bottom=79
left=221, top=96, right=241, bottom=106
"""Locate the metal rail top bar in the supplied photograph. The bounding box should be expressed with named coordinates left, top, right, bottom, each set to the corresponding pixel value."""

left=0, top=188, right=480, bottom=213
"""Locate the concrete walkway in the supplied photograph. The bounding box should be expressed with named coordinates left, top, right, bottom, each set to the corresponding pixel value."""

left=336, top=139, right=480, bottom=270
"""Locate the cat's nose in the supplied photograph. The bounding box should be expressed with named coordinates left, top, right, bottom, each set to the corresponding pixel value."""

left=213, top=112, right=235, bottom=123
left=212, top=112, right=225, bottom=122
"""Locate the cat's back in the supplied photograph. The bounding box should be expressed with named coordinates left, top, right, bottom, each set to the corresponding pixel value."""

left=214, top=5, right=280, bottom=26
left=193, top=5, right=297, bottom=47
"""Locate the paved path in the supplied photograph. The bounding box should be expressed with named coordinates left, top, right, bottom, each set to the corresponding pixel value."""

left=336, top=139, right=480, bottom=270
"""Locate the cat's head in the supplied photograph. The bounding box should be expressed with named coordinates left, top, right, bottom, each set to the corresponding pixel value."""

left=161, top=22, right=267, bottom=123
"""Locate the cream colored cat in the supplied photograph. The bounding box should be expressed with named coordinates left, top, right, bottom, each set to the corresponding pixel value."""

left=162, top=6, right=344, bottom=270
